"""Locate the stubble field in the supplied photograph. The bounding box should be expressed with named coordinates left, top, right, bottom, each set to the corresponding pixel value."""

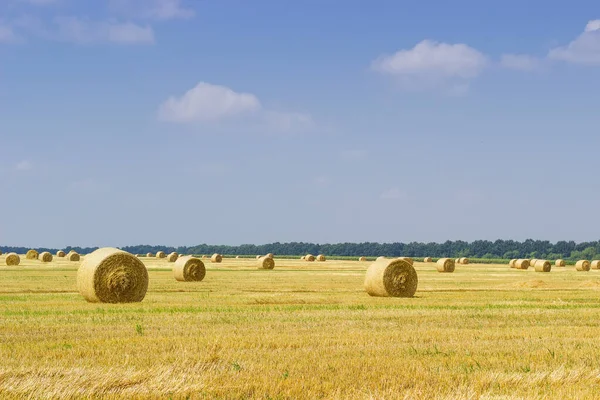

left=2, top=256, right=600, bottom=399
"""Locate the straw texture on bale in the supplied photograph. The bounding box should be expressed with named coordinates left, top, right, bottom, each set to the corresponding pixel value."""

left=266, top=253, right=274, bottom=259
left=591, top=260, right=600, bottom=270
left=167, top=252, right=179, bottom=262
left=455, top=258, right=460, bottom=264
left=5, top=253, right=20, bottom=266
left=26, top=250, right=39, bottom=260
left=39, top=252, right=53, bottom=262
left=576, top=260, right=591, bottom=271
left=376, top=256, right=387, bottom=262
left=359, top=257, right=367, bottom=262
left=300, top=256, right=305, bottom=260
left=316, top=254, right=326, bottom=262
left=56, top=250, right=66, bottom=257
left=0, top=250, right=2, bottom=256
left=398, top=257, right=413, bottom=266
left=509, top=259, right=517, bottom=268
left=459, top=258, right=469, bottom=265
left=534, top=260, right=552, bottom=272
left=364, top=258, right=418, bottom=297
left=211, top=253, right=223, bottom=263
left=305, top=254, right=316, bottom=262
left=555, top=259, right=565, bottom=267
left=173, top=256, right=206, bottom=282
left=424, top=257, right=433, bottom=263
left=257, top=256, right=275, bottom=270
left=436, top=258, right=455, bottom=273
left=156, top=251, right=166, bottom=259
left=67, top=252, right=80, bottom=261
left=146, top=252, right=154, bottom=257
left=515, top=259, right=530, bottom=270
left=77, top=247, right=148, bottom=303
left=530, top=259, right=539, bottom=269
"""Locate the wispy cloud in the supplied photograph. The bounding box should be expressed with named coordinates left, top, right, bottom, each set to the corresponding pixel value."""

left=548, top=20, right=600, bottom=65
left=109, top=0, right=195, bottom=20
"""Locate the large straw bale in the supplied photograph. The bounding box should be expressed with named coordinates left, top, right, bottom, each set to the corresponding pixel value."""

left=173, top=256, right=206, bottom=282
left=376, top=256, right=387, bottom=262
left=436, top=258, right=455, bottom=273
left=211, top=253, right=223, bottom=263
left=515, top=259, right=530, bottom=270
left=67, top=251, right=80, bottom=261
left=39, top=252, right=53, bottom=262
left=555, top=259, right=565, bottom=267
left=423, top=257, right=433, bottom=263
left=398, top=257, right=413, bottom=266
left=364, top=258, right=418, bottom=297
left=576, top=260, right=591, bottom=271
left=167, top=252, right=179, bottom=262
left=257, top=256, right=275, bottom=270
left=5, top=253, right=20, bottom=266
left=305, top=254, right=315, bottom=262
left=534, top=260, right=551, bottom=272
left=26, top=250, right=39, bottom=260
left=359, top=257, right=367, bottom=262
left=316, top=254, right=326, bottom=262
left=156, top=251, right=166, bottom=259
left=509, top=259, right=517, bottom=268
left=591, top=260, right=600, bottom=270
left=459, top=257, right=469, bottom=265
left=56, top=250, right=66, bottom=257
left=77, top=247, right=148, bottom=303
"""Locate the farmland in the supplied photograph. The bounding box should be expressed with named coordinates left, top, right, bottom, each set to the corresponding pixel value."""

left=2, top=256, right=600, bottom=399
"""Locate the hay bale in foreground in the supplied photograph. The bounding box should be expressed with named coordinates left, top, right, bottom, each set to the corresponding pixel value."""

left=257, top=256, right=275, bottom=270
left=364, top=258, right=418, bottom=297
left=39, top=252, right=53, bottom=262
left=436, top=258, right=455, bottom=273
left=156, top=251, right=166, bottom=259
left=576, top=260, right=591, bottom=271
left=316, top=254, right=326, bottom=262
left=398, top=257, right=413, bottom=266
left=5, top=253, right=20, bottom=266
left=509, top=259, right=517, bottom=268
left=534, top=260, right=551, bottom=272
left=424, top=257, right=433, bottom=263
left=167, top=252, right=178, bottom=262
left=146, top=252, right=154, bottom=257
left=173, top=256, right=206, bottom=282
left=359, top=257, right=367, bottom=262
left=515, top=259, right=530, bottom=270
left=555, top=259, right=565, bottom=267
left=67, top=252, right=80, bottom=261
left=26, top=250, right=39, bottom=260
left=56, top=250, right=66, bottom=257
left=591, top=260, right=600, bottom=270
left=211, top=253, right=223, bottom=263
left=77, top=247, right=148, bottom=303
left=305, top=254, right=315, bottom=262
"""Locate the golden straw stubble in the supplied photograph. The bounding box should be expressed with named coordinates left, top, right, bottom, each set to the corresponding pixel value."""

left=436, top=258, right=455, bottom=273
left=173, top=256, right=206, bottom=282
left=5, top=253, right=20, bottom=266
left=364, top=258, right=418, bottom=297
left=77, top=247, right=148, bottom=303
left=257, top=256, right=275, bottom=270
left=534, top=260, right=551, bottom=272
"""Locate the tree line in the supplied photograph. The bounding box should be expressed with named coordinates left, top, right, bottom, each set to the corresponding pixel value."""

left=2, top=239, right=600, bottom=260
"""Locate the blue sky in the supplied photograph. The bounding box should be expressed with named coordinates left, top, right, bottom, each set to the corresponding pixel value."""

left=1, top=0, right=599, bottom=248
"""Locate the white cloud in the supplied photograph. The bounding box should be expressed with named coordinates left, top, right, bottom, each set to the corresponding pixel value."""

left=372, top=40, right=488, bottom=89
left=380, top=188, right=408, bottom=200
left=158, top=82, right=261, bottom=123
left=109, top=0, right=195, bottom=20
left=53, top=17, right=154, bottom=44
left=548, top=20, right=600, bottom=65
left=501, top=54, right=541, bottom=71
left=15, top=160, right=33, bottom=171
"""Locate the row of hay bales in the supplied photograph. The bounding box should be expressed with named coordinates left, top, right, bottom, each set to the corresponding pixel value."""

left=301, top=254, right=326, bottom=262
left=509, top=258, right=599, bottom=272
left=4, top=249, right=81, bottom=266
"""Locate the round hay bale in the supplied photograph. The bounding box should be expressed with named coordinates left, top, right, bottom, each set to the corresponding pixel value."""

left=67, top=252, right=80, bottom=261
left=211, top=253, right=223, bottom=263
left=530, top=259, right=539, bottom=269
left=167, top=252, right=178, bottom=262
left=56, top=250, right=66, bottom=258
left=266, top=253, right=274, bottom=259
left=156, top=251, right=166, bottom=259
left=509, top=259, right=517, bottom=268
left=515, top=259, right=530, bottom=270
left=305, top=254, right=315, bottom=262
left=534, top=260, right=551, bottom=272
left=77, top=247, right=148, bottom=303
left=257, top=256, right=275, bottom=270
left=436, top=258, right=455, bottom=273
left=364, top=258, right=418, bottom=297
left=424, top=257, right=433, bottom=263
left=459, top=257, right=469, bottom=265
left=5, top=253, right=20, bottom=266
left=26, top=249, right=39, bottom=260
left=376, top=256, right=386, bottom=262
left=300, top=256, right=305, bottom=260
left=39, top=252, right=53, bottom=263
left=555, top=259, right=565, bottom=267
left=235, top=256, right=240, bottom=259
left=173, top=256, right=206, bottom=282
left=316, top=254, right=326, bottom=262
left=454, top=258, right=460, bottom=264
left=576, top=260, right=591, bottom=271
left=256, top=255, right=260, bottom=259
left=0, top=250, right=2, bottom=256
left=201, top=255, right=207, bottom=259
left=397, top=257, right=413, bottom=266
left=146, top=252, right=154, bottom=257
left=591, top=260, right=600, bottom=270
left=359, top=257, right=367, bottom=262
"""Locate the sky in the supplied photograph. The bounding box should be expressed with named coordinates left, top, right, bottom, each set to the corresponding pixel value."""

left=1, top=0, right=600, bottom=248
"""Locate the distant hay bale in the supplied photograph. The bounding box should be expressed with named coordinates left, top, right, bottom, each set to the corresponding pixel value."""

left=167, top=252, right=179, bottom=262
left=459, top=258, right=469, bottom=265
left=305, top=254, right=315, bottom=262
left=266, top=253, right=274, bottom=259
left=201, top=255, right=207, bottom=259
left=235, top=256, right=240, bottom=259
left=555, top=259, right=565, bottom=267
left=592, top=260, right=600, bottom=270
left=77, top=247, right=148, bottom=303
left=39, top=252, right=53, bottom=263
left=257, top=256, right=275, bottom=270
left=576, top=260, right=591, bottom=271
left=156, top=251, right=166, bottom=259
left=436, top=258, right=455, bottom=273
left=364, top=258, right=418, bottom=297
left=509, top=259, right=517, bottom=268
left=67, top=252, right=80, bottom=261
left=376, top=256, right=387, bottom=262
left=173, top=256, right=206, bottom=282
left=530, top=259, right=539, bottom=269
left=56, top=250, right=66, bottom=258
left=534, top=260, right=551, bottom=272
left=26, top=249, right=39, bottom=260
left=359, top=257, right=367, bottom=262
left=5, top=253, right=20, bottom=266
left=515, top=259, right=530, bottom=270
left=300, top=256, right=305, bottom=260
left=454, top=258, right=460, bottom=264
left=424, top=257, right=433, bottom=263
left=316, top=254, right=326, bottom=262
left=397, top=257, right=413, bottom=266
left=211, top=253, right=223, bottom=263
left=146, top=252, right=154, bottom=257
left=256, top=255, right=261, bottom=259
left=0, top=250, right=2, bottom=256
